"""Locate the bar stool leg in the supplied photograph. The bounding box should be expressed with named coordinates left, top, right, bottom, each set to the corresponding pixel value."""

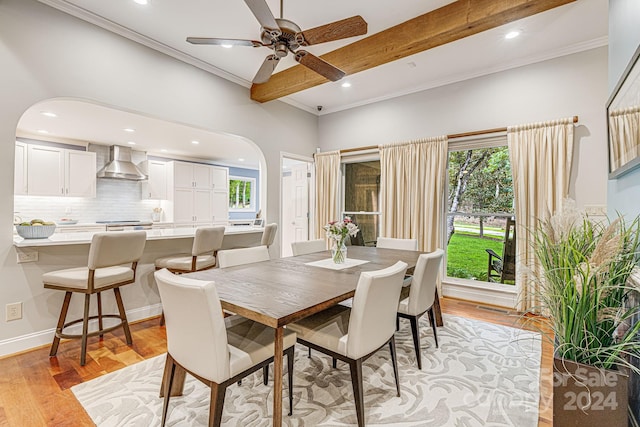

left=97, top=292, right=104, bottom=339
left=114, top=287, right=133, bottom=345
left=80, top=293, right=91, bottom=366
left=50, top=292, right=72, bottom=357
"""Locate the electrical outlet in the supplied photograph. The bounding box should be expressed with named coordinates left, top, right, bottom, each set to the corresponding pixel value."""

left=16, top=249, right=38, bottom=263
left=6, top=302, right=22, bottom=321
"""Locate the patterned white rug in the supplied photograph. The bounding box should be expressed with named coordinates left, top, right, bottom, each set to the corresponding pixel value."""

left=72, top=315, right=541, bottom=426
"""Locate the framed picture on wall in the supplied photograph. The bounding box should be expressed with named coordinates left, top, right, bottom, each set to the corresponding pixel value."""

left=607, top=43, right=640, bottom=179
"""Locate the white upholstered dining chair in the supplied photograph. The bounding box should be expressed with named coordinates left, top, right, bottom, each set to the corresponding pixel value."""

left=287, top=261, right=408, bottom=427
left=43, top=231, right=147, bottom=366
left=217, top=245, right=270, bottom=268
left=155, top=269, right=296, bottom=427
left=397, top=249, right=444, bottom=369
left=260, top=223, right=278, bottom=248
left=291, top=239, right=326, bottom=256
left=155, top=226, right=225, bottom=273
left=376, top=237, right=418, bottom=251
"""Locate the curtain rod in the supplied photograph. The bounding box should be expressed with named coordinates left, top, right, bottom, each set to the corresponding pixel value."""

left=339, top=115, right=579, bottom=154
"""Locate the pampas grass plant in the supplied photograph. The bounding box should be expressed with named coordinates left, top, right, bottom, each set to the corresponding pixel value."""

left=534, top=203, right=640, bottom=372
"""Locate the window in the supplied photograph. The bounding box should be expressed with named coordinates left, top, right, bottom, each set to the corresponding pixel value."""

left=229, top=176, right=255, bottom=212
left=446, top=137, right=515, bottom=286
left=342, top=160, right=380, bottom=245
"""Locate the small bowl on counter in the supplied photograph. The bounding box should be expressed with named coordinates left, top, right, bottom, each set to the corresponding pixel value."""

left=57, top=219, right=79, bottom=225
left=15, top=224, right=57, bottom=239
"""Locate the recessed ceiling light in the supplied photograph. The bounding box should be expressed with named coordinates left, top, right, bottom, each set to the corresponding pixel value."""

left=161, top=149, right=168, bottom=152
left=191, top=140, right=200, bottom=145
left=40, top=111, right=57, bottom=118
left=341, top=82, right=352, bottom=88
left=221, top=44, right=233, bottom=49
left=505, top=31, right=520, bottom=39
left=238, top=158, right=245, bottom=162
left=127, top=141, right=136, bottom=145
left=133, top=0, right=148, bottom=5
left=37, top=129, right=49, bottom=134
left=123, top=128, right=135, bottom=133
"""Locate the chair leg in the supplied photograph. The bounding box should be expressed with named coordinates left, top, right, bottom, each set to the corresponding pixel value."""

left=286, top=346, right=294, bottom=416
left=389, top=336, right=401, bottom=397
left=80, top=293, right=91, bottom=366
left=428, top=308, right=439, bottom=348
left=113, top=287, right=132, bottom=345
left=263, top=365, right=269, bottom=386
left=97, top=292, right=104, bottom=339
left=396, top=315, right=400, bottom=332
left=308, top=347, right=311, bottom=358
left=159, top=311, right=165, bottom=327
left=332, top=358, right=337, bottom=369
left=161, top=354, right=176, bottom=427
left=209, top=382, right=227, bottom=427
left=409, top=315, right=422, bottom=370
left=348, top=358, right=365, bottom=427
left=50, top=291, right=72, bottom=357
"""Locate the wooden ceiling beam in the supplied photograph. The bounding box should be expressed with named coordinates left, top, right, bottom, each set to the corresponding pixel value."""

left=250, top=0, right=576, bottom=103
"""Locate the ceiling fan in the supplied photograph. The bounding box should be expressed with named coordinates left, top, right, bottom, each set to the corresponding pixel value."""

left=187, top=0, right=367, bottom=84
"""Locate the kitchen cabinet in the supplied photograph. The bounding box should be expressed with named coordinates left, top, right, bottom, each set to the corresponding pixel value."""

left=173, top=161, right=213, bottom=189
left=141, top=160, right=167, bottom=200
left=166, top=161, right=227, bottom=227
left=26, top=145, right=96, bottom=197
left=14, top=141, right=27, bottom=195
left=212, top=190, right=229, bottom=225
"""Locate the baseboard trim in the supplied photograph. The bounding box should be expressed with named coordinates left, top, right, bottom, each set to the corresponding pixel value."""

left=442, top=282, right=517, bottom=309
left=0, top=303, right=163, bottom=358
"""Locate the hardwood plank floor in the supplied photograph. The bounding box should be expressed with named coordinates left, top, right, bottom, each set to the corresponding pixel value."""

left=0, top=298, right=552, bottom=426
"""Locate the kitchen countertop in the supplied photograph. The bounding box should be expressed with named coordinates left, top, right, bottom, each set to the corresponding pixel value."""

left=13, top=226, right=264, bottom=247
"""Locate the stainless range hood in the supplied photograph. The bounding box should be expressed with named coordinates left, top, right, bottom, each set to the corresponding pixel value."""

left=96, top=145, right=148, bottom=180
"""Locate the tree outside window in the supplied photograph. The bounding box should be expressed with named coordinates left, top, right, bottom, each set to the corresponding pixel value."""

left=229, top=176, right=255, bottom=211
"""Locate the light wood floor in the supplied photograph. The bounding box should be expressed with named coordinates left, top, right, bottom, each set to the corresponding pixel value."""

left=0, top=297, right=552, bottom=426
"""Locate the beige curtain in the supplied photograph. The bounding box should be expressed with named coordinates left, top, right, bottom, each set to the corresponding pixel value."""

left=508, top=118, right=574, bottom=312
left=314, top=150, right=341, bottom=239
left=379, top=136, right=448, bottom=253
left=609, top=106, right=640, bottom=171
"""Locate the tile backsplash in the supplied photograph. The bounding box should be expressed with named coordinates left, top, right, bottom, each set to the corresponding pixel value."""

left=14, top=179, right=162, bottom=223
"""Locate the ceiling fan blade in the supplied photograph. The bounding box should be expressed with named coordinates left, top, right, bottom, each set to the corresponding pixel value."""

left=186, top=37, right=264, bottom=47
left=299, top=15, right=367, bottom=46
left=294, top=50, right=345, bottom=82
left=244, top=0, right=281, bottom=37
left=253, top=54, right=280, bottom=84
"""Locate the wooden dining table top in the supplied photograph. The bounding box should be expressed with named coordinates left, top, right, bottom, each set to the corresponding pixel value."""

left=186, top=246, right=423, bottom=328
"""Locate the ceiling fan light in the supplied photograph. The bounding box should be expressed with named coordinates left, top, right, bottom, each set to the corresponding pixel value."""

left=341, top=82, right=352, bottom=88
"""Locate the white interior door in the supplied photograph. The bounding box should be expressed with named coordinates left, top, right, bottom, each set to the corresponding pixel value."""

left=292, top=163, right=309, bottom=242
left=281, top=159, right=311, bottom=257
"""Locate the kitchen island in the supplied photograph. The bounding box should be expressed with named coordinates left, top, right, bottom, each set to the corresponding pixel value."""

left=13, top=226, right=264, bottom=248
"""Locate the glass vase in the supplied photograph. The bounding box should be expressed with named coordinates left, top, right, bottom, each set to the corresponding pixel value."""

left=332, top=239, right=347, bottom=264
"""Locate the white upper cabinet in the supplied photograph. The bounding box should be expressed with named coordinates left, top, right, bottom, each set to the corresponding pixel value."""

left=14, top=141, right=27, bottom=195
left=212, top=166, right=228, bottom=191
left=65, top=150, right=96, bottom=197
left=173, top=161, right=213, bottom=189
left=141, top=160, right=167, bottom=200
left=25, top=144, right=96, bottom=197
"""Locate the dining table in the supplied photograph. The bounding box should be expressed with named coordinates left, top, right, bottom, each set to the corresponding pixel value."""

left=179, top=245, right=443, bottom=426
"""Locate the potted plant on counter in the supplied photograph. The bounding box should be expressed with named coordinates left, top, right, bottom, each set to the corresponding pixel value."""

left=533, top=201, right=640, bottom=426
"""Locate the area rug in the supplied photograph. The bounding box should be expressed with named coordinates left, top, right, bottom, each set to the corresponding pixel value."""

left=72, top=315, right=541, bottom=426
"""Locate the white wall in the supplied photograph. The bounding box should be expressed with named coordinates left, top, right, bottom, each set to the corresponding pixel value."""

left=318, top=47, right=609, bottom=211
left=0, top=0, right=317, bottom=349
left=607, top=0, right=640, bottom=219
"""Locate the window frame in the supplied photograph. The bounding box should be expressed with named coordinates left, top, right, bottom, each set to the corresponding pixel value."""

left=228, top=175, right=256, bottom=212
left=443, top=133, right=517, bottom=292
